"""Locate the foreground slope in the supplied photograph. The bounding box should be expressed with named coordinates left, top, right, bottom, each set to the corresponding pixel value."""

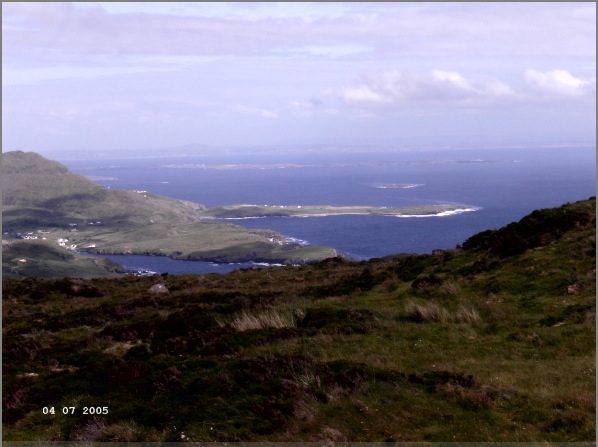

left=2, top=151, right=336, bottom=277
left=2, top=198, right=595, bottom=442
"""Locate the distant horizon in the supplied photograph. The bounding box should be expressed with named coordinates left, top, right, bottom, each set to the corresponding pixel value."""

left=3, top=140, right=597, bottom=162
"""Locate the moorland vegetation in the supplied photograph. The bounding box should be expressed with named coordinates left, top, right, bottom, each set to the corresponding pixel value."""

left=2, top=197, right=595, bottom=442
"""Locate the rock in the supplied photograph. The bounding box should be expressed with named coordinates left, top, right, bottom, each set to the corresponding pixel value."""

left=311, top=426, right=347, bottom=443
left=66, top=279, right=105, bottom=297
left=411, top=274, right=442, bottom=290
left=148, top=283, right=169, bottom=294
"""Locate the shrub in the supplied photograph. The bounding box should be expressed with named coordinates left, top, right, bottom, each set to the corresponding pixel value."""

left=296, top=308, right=375, bottom=335
left=411, top=274, right=442, bottom=290
left=69, top=417, right=107, bottom=441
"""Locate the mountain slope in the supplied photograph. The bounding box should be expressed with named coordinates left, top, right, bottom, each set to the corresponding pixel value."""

left=2, top=151, right=203, bottom=227
left=2, top=198, right=595, bottom=442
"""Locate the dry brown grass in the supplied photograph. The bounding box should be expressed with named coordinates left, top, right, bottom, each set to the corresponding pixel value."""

left=436, top=382, right=493, bottom=410
left=230, top=309, right=296, bottom=331
left=404, top=301, right=452, bottom=323
left=454, top=304, right=481, bottom=325
left=404, top=301, right=481, bottom=325
left=293, top=370, right=321, bottom=389
left=440, top=279, right=461, bottom=296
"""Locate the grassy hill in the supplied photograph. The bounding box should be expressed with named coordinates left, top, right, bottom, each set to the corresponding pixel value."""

left=2, top=151, right=204, bottom=228
left=2, top=151, right=337, bottom=276
left=2, top=197, right=595, bottom=442
left=2, top=239, right=125, bottom=279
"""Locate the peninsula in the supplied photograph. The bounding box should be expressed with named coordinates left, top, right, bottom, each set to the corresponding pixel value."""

left=373, top=183, right=422, bottom=189
left=198, top=203, right=477, bottom=219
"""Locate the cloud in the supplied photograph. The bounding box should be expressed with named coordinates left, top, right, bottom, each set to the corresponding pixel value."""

left=3, top=2, right=594, bottom=64
left=338, top=68, right=596, bottom=109
left=233, top=104, right=279, bottom=119
left=288, top=97, right=339, bottom=117
left=270, top=44, right=373, bottom=58
left=233, top=98, right=340, bottom=119
left=524, top=69, right=595, bottom=98
left=338, top=70, right=516, bottom=107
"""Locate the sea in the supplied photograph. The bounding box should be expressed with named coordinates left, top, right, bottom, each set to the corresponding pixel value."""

left=61, top=146, right=596, bottom=275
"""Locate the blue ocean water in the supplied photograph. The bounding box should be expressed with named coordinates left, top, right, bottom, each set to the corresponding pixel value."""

left=63, top=146, right=596, bottom=274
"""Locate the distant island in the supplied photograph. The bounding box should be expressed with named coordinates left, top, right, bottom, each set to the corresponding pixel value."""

left=160, top=159, right=498, bottom=170
left=161, top=162, right=305, bottom=170
left=85, top=175, right=117, bottom=181
left=373, top=183, right=423, bottom=189
left=198, top=204, right=478, bottom=219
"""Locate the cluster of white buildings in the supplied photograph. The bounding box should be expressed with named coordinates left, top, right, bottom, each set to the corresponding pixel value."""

left=21, top=233, right=40, bottom=240
left=57, top=238, right=77, bottom=250
left=4, top=225, right=99, bottom=252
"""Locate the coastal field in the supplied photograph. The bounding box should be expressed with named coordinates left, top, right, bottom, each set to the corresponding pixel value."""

left=198, top=204, right=476, bottom=219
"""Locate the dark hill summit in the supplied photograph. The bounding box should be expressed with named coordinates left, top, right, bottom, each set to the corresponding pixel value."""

left=2, top=150, right=203, bottom=223
left=2, top=150, right=69, bottom=175
left=462, top=198, right=595, bottom=257
left=2, top=198, right=595, bottom=442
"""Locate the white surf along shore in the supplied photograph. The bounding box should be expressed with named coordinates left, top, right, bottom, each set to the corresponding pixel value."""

left=200, top=204, right=481, bottom=219
left=395, top=207, right=480, bottom=218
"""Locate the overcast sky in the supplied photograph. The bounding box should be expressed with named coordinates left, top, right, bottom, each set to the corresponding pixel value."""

left=2, top=2, right=596, bottom=156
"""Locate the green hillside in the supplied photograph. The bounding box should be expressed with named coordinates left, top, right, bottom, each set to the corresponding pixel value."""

left=2, top=151, right=337, bottom=276
left=2, top=198, right=595, bottom=442
left=2, top=151, right=203, bottom=227
left=2, top=239, right=125, bottom=279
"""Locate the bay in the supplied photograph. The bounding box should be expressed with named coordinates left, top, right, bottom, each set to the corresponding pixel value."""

left=84, top=253, right=285, bottom=275
left=63, top=146, right=596, bottom=274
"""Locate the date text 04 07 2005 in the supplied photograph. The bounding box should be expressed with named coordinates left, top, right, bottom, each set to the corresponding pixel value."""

left=42, top=406, right=108, bottom=415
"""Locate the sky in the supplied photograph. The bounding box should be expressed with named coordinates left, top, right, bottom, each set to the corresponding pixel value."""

left=2, top=2, right=596, bottom=157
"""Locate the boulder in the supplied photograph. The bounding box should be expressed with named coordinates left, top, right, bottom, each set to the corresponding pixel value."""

left=148, top=283, right=169, bottom=294
left=64, top=279, right=105, bottom=297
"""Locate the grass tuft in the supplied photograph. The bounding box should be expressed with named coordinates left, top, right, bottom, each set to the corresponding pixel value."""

left=404, top=301, right=452, bottom=323
left=230, top=309, right=296, bottom=332
left=454, top=304, right=482, bottom=325
left=440, top=279, right=461, bottom=296
left=404, top=301, right=482, bottom=325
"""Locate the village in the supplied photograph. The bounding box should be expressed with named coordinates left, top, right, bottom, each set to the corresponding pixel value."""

left=2, top=220, right=104, bottom=252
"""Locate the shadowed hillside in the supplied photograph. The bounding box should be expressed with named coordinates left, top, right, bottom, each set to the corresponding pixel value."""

left=2, top=151, right=206, bottom=227
left=2, top=198, right=595, bottom=442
